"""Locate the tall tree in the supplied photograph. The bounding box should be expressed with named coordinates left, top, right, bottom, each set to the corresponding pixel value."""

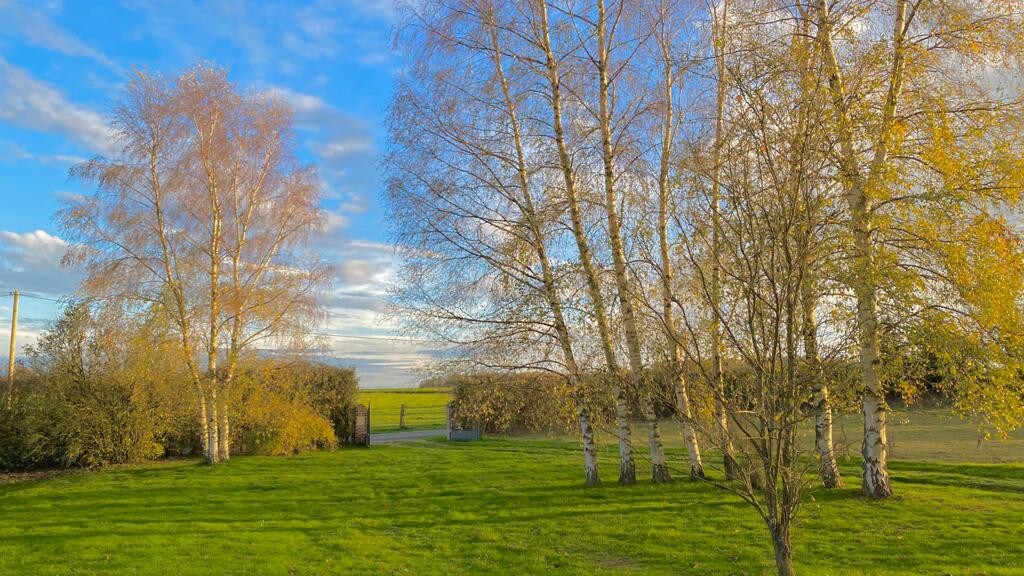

left=483, top=3, right=601, bottom=484
left=532, top=0, right=639, bottom=484
left=708, top=0, right=740, bottom=479
left=812, top=0, right=1024, bottom=497
left=387, top=0, right=605, bottom=484
left=61, top=66, right=326, bottom=464
left=584, top=0, right=672, bottom=482
left=650, top=0, right=705, bottom=479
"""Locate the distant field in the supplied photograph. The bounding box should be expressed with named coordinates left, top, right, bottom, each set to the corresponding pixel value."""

left=355, top=387, right=452, bottom=432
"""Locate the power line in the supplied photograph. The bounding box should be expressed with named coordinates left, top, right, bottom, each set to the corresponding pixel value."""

left=1, top=291, right=63, bottom=303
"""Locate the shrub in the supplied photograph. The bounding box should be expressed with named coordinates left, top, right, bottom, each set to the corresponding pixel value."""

left=230, top=358, right=356, bottom=454
left=449, top=372, right=582, bottom=434
left=0, top=304, right=192, bottom=470
left=0, top=302, right=362, bottom=470
left=231, top=385, right=336, bottom=456
left=300, top=362, right=359, bottom=441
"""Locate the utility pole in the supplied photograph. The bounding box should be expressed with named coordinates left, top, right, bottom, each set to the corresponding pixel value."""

left=6, top=289, right=17, bottom=406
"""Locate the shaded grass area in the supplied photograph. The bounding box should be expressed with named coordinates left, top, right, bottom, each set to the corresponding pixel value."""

left=356, top=387, right=451, bottom=432
left=580, top=403, right=1024, bottom=466
left=832, top=403, right=1024, bottom=463
left=1, top=436, right=1022, bottom=575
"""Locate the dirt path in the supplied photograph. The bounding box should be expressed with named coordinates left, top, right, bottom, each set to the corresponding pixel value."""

left=371, top=429, right=447, bottom=444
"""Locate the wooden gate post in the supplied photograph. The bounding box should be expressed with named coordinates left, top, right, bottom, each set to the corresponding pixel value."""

left=351, top=403, right=370, bottom=446
left=399, top=403, right=406, bottom=429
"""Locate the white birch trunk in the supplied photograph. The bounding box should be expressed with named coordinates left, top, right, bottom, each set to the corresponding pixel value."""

left=855, top=243, right=891, bottom=497
left=487, top=10, right=598, bottom=485
left=218, top=406, right=230, bottom=461
left=815, top=0, right=905, bottom=498
left=206, top=385, right=219, bottom=464
left=802, top=288, right=841, bottom=488
left=672, top=359, right=705, bottom=479
left=537, top=1, right=635, bottom=484
left=198, top=386, right=209, bottom=454
left=654, top=8, right=704, bottom=480
left=576, top=399, right=600, bottom=486
left=595, top=0, right=669, bottom=483
left=711, top=0, right=739, bottom=480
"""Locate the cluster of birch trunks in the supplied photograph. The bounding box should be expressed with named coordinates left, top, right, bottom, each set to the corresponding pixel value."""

left=386, top=1, right=1024, bottom=574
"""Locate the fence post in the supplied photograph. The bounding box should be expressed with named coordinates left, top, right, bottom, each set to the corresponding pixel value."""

left=399, top=403, right=406, bottom=429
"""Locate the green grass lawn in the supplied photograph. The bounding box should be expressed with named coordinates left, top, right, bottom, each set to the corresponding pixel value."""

left=355, top=387, right=451, bottom=432
left=1, top=413, right=1022, bottom=575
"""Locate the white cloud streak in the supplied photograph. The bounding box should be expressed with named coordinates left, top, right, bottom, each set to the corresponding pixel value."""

left=0, top=229, right=80, bottom=296
left=0, top=1, right=122, bottom=72
left=0, top=57, right=116, bottom=155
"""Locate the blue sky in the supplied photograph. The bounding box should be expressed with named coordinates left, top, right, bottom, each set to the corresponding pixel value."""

left=0, top=0, right=433, bottom=387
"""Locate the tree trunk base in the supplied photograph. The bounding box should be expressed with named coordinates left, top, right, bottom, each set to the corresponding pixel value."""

left=862, top=465, right=893, bottom=499
left=773, top=533, right=795, bottom=576
left=820, top=461, right=842, bottom=489
left=690, top=463, right=706, bottom=480
left=619, top=460, right=637, bottom=485
left=651, top=463, right=672, bottom=484
left=724, top=452, right=740, bottom=481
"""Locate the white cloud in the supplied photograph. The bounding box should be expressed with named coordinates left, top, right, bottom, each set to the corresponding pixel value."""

left=314, top=139, right=375, bottom=159
left=340, top=193, right=370, bottom=214
left=0, top=141, right=89, bottom=166
left=0, top=230, right=67, bottom=266
left=327, top=343, right=440, bottom=388
left=347, top=239, right=394, bottom=252
left=123, top=0, right=395, bottom=74
left=0, top=141, right=33, bottom=161
left=266, top=86, right=323, bottom=115
left=323, top=209, right=350, bottom=232
left=0, top=57, right=115, bottom=155
left=0, top=229, right=80, bottom=297
left=266, top=85, right=376, bottom=163
left=40, top=154, right=89, bottom=165
left=0, top=2, right=121, bottom=72
left=305, top=235, right=436, bottom=387
left=282, top=6, right=342, bottom=58
left=320, top=239, right=399, bottom=325
left=266, top=85, right=381, bottom=219
left=337, top=259, right=385, bottom=286
left=0, top=227, right=430, bottom=387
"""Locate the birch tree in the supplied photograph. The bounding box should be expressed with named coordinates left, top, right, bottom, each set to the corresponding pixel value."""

left=695, top=30, right=825, bottom=574
left=689, top=100, right=817, bottom=576
left=707, top=0, right=740, bottom=479
left=61, top=66, right=326, bottom=464
left=811, top=0, right=1024, bottom=498
left=585, top=0, right=672, bottom=483
left=649, top=0, right=706, bottom=479
left=531, top=0, right=639, bottom=484
left=781, top=0, right=846, bottom=489
left=671, top=4, right=861, bottom=570
left=387, top=0, right=605, bottom=484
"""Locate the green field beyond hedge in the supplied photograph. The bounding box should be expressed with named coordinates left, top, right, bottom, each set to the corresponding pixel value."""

left=1, top=408, right=1022, bottom=575
left=355, top=387, right=452, bottom=432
